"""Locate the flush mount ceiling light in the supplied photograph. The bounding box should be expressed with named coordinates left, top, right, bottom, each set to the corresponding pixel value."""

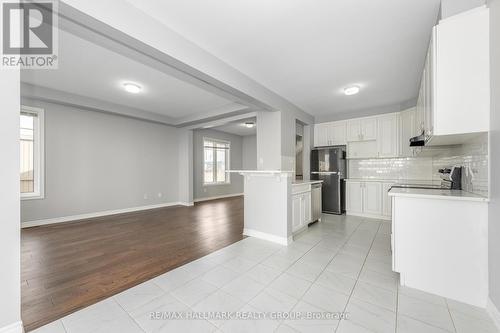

left=344, top=85, right=360, bottom=96
left=245, top=122, right=255, bottom=128
left=123, top=82, right=142, bottom=94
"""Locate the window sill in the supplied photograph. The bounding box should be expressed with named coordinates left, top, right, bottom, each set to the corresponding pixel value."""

left=21, top=193, right=45, bottom=201
left=203, top=182, right=231, bottom=187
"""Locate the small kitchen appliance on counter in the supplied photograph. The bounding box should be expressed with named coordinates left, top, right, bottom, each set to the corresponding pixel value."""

left=438, top=166, right=462, bottom=190
left=390, top=166, right=463, bottom=191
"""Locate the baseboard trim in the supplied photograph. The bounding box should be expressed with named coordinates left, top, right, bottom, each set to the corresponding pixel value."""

left=487, top=297, right=500, bottom=330
left=346, top=211, right=391, bottom=221
left=194, top=193, right=243, bottom=203
left=22, top=201, right=190, bottom=228
left=0, top=321, right=23, bottom=333
left=243, top=228, right=292, bottom=246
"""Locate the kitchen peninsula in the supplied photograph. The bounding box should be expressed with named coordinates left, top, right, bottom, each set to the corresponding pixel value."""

left=227, top=170, right=322, bottom=245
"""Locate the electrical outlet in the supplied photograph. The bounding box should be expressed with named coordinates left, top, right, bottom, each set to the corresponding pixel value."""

left=203, top=188, right=207, bottom=193
left=158, top=192, right=163, bottom=198
left=143, top=193, right=148, bottom=200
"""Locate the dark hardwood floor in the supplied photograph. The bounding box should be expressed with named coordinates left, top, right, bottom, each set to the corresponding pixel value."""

left=21, top=196, right=244, bottom=332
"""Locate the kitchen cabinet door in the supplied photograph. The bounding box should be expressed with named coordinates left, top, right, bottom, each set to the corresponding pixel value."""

left=292, top=194, right=303, bottom=232
left=363, top=182, right=383, bottom=216
left=435, top=7, right=489, bottom=135
left=303, top=192, right=311, bottom=224
left=400, top=108, right=416, bottom=157
left=424, top=30, right=435, bottom=138
left=347, top=141, right=378, bottom=159
left=360, top=118, right=377, bottom=141
left=314, top=123, right=329, bottom=147
left=346, top=181, right=363, bottom=214
left=329, top=121, right=347, bottom=145
left=377, top=114, right=399, bottom=158
left=382, top=182, right=393, bottom=217
left=346, top=120, right=361, bottom=142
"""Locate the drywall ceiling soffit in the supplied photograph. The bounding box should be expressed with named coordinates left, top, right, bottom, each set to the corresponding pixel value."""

left=50, top=1, right=282, bottom=126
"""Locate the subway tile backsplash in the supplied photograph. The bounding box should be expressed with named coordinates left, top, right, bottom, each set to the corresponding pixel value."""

left=348, top=133, right=489, bottom=196
left=348, top=157, right=434, bottom=181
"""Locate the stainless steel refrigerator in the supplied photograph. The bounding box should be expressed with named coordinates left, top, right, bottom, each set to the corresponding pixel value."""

left=310, top=146, right=346, bottom=214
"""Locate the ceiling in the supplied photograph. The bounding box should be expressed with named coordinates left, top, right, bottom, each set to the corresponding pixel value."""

left=21, top=29, right=239, bottom=120
left=211, top=117, right=257, bottom=136
left=127, top=0, right=441, bottom=117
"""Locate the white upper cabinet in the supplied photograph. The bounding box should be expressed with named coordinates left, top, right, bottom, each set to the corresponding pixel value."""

left=434, top=6, right=490, bottom=135
left=347, top=117, right=377, bottom=142
left=329, top=121, right=347, bottom=145
left=414, top=6, right=489, bottom=144
left=399, top=108, right=417, bottom=157
left=377, top=113, right=399, bottom=158
left=313, top=123, right=329, bottom=147
left=313, top=121, right=346, bottom=147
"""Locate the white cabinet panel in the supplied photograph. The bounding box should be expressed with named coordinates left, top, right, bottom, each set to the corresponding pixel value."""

left=314, top=123, right=329, bottom=147
left=330, top=121, right=347, bottom=145
left=292, top=190, right=313, bottom=233
left=382, top=182, right=393, bottom=217
left=346, top=181, right=363, bottom=214
left=314, top=121, right=347, bottom=147
left=346, top=181, right=391, bottom=219
left=347, top=120, right=361, bottom=142
left=347, top=141, right=378, bottom=159
left=400, top=108, right=416, bottom=157
left=292, top=195, right=302, bottom=232
left=435, top=7, right=489, bottom=135
left=303, top=192, right=311, bottom=224
left=377, top=114, right=399, bottom=158
left=347, top=118, right=377, bottom=142
left=363, top=182, right=383, bottom=216
left=360, top=118, right=377, bottom=141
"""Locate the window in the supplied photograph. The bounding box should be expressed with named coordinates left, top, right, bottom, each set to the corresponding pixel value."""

left=203, top=138, right=230, bottom=185
left=20, top=106, right=44, bottom=199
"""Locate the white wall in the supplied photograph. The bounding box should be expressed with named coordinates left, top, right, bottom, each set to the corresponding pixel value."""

left=21, top=100, right=183, bottom=223
left=242, top=135, right=257, bottom=170
left=488, top=0, right=500, bottom=312
left=193, top=129, right=244, bottom=200
left=0, top=70, right=22, bottom=330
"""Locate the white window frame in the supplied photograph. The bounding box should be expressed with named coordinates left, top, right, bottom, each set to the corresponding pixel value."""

left=20, top=105, right=45, bottom=200
left=203, top=137, right=231, bottom=186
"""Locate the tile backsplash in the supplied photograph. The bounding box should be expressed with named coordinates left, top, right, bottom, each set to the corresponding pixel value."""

left=348, top=133, right=489, bottom=196
left=348, top=157, right=434, bottom=181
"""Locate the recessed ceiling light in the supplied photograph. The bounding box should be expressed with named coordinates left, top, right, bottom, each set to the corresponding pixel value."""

left=344, top=85, right=360, bottom=96
left=245, top=122, right=255, bottom=128
left=123, top=82, right=142, bottom=94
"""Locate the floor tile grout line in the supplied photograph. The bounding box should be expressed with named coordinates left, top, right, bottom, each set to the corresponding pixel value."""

left=445, top=298, right=459, bottom=333
left=112, top=297, right=148, bottom=333
left=272, top=218, right=364, bottom=331
left=334, top=219, right=385, bottom=333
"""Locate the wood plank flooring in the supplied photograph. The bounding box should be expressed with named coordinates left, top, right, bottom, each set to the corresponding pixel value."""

left=21, top=196, right=244, bottom=332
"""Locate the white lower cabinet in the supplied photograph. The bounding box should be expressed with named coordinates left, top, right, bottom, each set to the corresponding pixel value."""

left=292, top=190, right=312, bottom=233
left=382, top=182, right=393, bottom=218
left=346, top=181, right=363, bottom=215
left=363, top=182, right=383, bottom=216
left=346, top=180, right=389, bottom=219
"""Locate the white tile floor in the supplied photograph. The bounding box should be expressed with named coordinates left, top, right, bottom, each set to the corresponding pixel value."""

left=32, top=214, right=499, bottom=333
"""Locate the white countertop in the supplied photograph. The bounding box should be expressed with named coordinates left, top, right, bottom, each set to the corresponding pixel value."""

left=388, top=187, right=489, bottom=202
left=292, top=180, right=323, bottom=186
left=346, top=178, right=437, bottom=184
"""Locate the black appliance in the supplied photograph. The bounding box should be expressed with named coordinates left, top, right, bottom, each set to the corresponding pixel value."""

left=310, top=146, right=346, bottom=214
